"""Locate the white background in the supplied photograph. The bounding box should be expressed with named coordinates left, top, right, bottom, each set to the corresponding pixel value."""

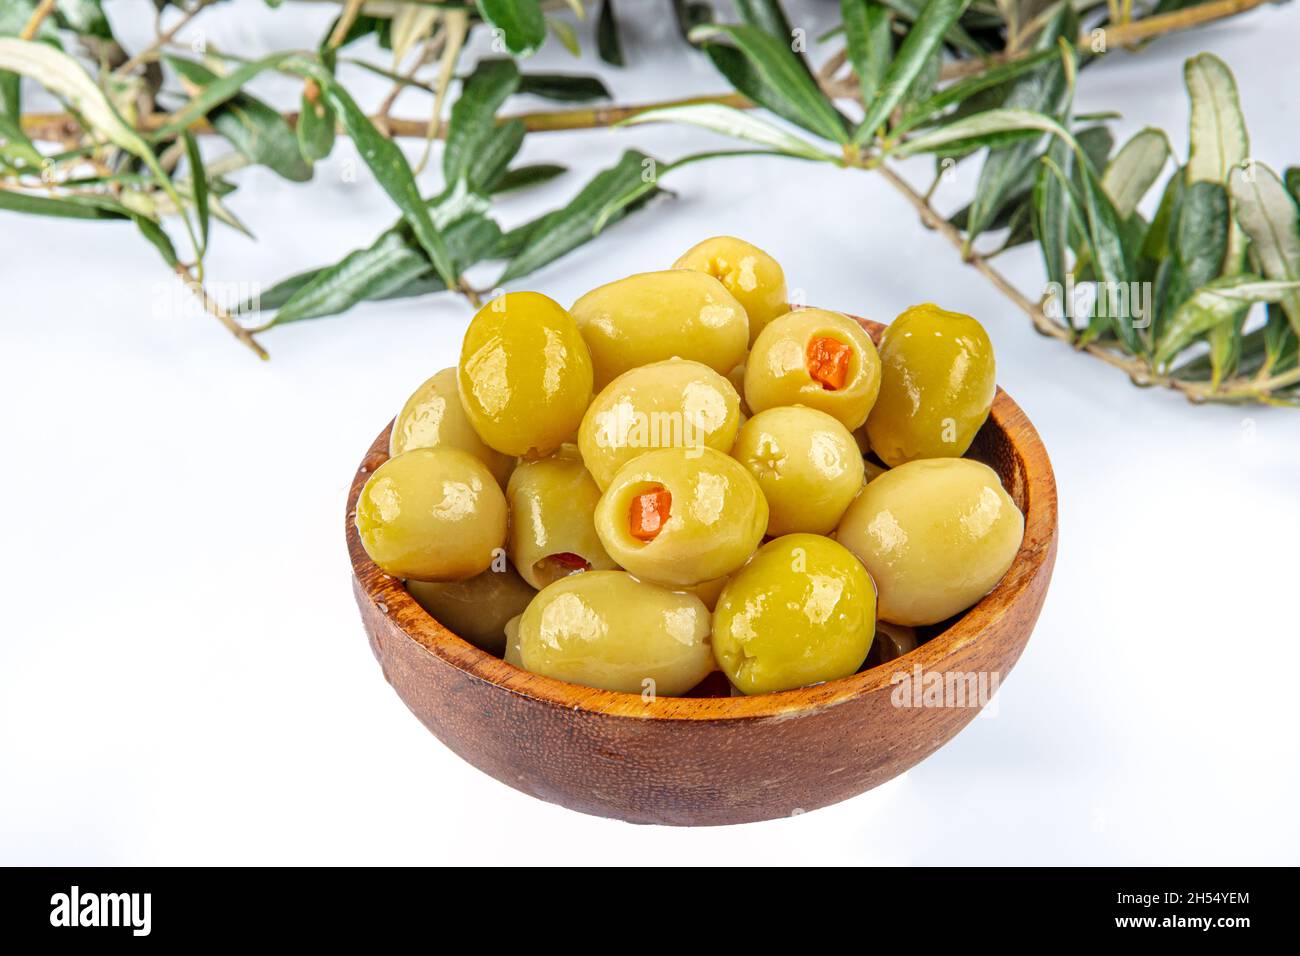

left=2, top=1, right=1298, bottom=865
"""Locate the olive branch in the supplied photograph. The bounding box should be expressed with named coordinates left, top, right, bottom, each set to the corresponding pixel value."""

left=1, top=0, right=1296, bottom=404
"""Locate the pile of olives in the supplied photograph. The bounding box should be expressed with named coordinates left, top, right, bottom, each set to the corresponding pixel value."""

left=355, top=236, right=1025, bottom=697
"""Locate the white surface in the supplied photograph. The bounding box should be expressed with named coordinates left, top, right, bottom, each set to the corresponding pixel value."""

left=2, top=1, right=1298, bottom=866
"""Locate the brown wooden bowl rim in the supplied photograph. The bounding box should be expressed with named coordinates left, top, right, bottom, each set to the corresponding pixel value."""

left=346, top=316, right=1058, bottom=723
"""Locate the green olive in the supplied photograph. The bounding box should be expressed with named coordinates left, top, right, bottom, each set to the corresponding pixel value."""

left=389, top=367, right=513, bottom=486
left=506, top=447, right=617, bottom=588
left=594, top=446, right=767, bottom=588
left=672, top=236, right=788, bottom=345
left=570, top=270, right=749, bottom=389
left=406, top=564, right=536, bottom=655
left=504, top=613, right=523, bottom=667
left=712, top=534, right=876, bottom=695
left=731, top=405, right=865, bottom=536
left=458, top=291, right=594, bottom=457
left=865, top=303, right=996, bottom=466
left=744, top=308, right=882, bottom=430
left=835, top=457, right=1023, bottom=626
left=515, top=571, right=714, bottom=695
left=355, top=447, right=507, bottom=581
left=578, top=359, right=741, bottom=490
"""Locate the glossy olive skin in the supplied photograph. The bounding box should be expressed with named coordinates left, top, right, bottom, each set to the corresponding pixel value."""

left=732, top=405, right=865, bottom=536
left=515, top=571, right=714, bottom=695
left=458, top=291, right=594, bottom=457
left=595, top=446, right=767, bottom=588
left=835, top=458, right=1023, bottom=626
left=506, top=448, right=617, bottom=589
left=390, top=367, right=512, bottom=486
left=503, top=613, right=523, bottom=667
left=578, top=359, right=741, bottom=490
left=406, top=564, right=535, bottom=655
left=569, top=270, right=749, bottom=389
left=355, top=447, right=507, bottom=581
left=744, top=308, right=882, bottom=430
left=673, top=236, right=788, bottom=345
left=865, top=303, right=996, bottom=467
left=712, top=534, right=876, bottom=695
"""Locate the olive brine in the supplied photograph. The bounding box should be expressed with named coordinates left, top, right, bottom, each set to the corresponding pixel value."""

left=355, top=236, right=1024, bottom=696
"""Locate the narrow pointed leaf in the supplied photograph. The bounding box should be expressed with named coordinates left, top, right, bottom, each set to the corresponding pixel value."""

left=895, top=47, right=1059, bottom=134
left=1101, top=128, right=1171, bottom=219
left=596, top=0, right=624, bottom=66
left=157, top=53, right=294, bottom=138
left=690, top=23, right=849, bottom=143
left=182, top=130, right=209, bottom=252
left=1227, top=162, right=1300, bottom=335
left=621, top=102, right=835, bottom=162
left=840, top=0, right=891, bottom=107
left=1185, top=53, right=1248, bottom=186
left=500, top=150, right=663, bottom=283
left=854, top=0, right=972, bottom=144
left=476, top=0, right=546, bottom=57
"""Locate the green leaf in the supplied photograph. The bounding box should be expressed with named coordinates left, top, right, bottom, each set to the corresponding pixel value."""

left=182, top=130, right=209, bottom=253
left=734, top=0, right=796, bottom=39
left=840, top=0, right=891, bottom=107
left=291, top=58, right=457, bottom=291
left=620, top=102, right=836, bottom=163
left=0, top=38, right=150, bottom=158
left=690, top=23, right=849, bottom=143
left=1228, top=163, right=1300, bottom=336
left=1153, top=275, right=1300, bottom=367
left=157, top=53, right=294, bottom=139
left=1185, top=53, right=1248, bottom=186
left=895, top=47, right=1059, bottom=134
left=500, top=150, right=663, bottom=283
left=596, top=0, right=624, bottom=66
left=961, top=7, right=1072, bottom=238
left=263, top=212, right=502, bottom=327
left=877, top=0, right=984, bottom=56
left=297, top=81, right=336, bottom=162
left=854, top=0, right=973, bottom=144
left=0, top=188, right=131, bottom=219
left=1102, top=128, right=1171, bottom=219
left=0, top=107, right=43, bottom=167
left=547, top=17, right=580, bottom=58
left=492, top=163, right=566, bottom=194
left=476, top=0, right=546, bottom=57
left=516, top=72, right=610, bottom=102
left=1033, top=142, right=1073, bottom=305
left=445, top=58, right=521, bottom=191
left=169, top=58, right=312, bottom=182
left=892, top=107, right=1073, bottom=158
left=129, top=213, right=179, bottom=267
left=1285, top=167, right=1300, bottom=209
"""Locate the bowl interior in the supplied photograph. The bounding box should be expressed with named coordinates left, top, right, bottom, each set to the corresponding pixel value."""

left=346, top=318, right=1057, bottom=721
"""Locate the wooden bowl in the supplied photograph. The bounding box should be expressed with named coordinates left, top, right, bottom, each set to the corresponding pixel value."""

left=346, top=317, right=1058, bottom=826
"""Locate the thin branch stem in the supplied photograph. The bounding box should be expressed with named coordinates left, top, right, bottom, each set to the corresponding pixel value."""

left=116, top=0, right=215, bottom=75
left=173, top=263, right=269, bottom=360
left=19, top=0, right=57, bottom=40
left=327, top=0, right=367, bottom=50
left=875, top=163, right=1293, bottom=404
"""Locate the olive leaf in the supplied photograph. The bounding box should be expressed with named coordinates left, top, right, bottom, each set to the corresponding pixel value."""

left=840, top=0, right=891, bottom=107
left=1185, top=53, right=1249, bottom=186
left=289, top=57, right=457, bottom=291
left=182, top=130, right=209, bottom=254
left=500, top=150, right=665, bottom=283
left=492, top=163, right=567, bottom=194
left=894, top=47, right=1059, bottom=135
left=516, top=72, right=610, bottom=102
left=961, top=5, right=1073, bottom=239
left=168, top=57, right=312, bottom=182
left=854, top=0, right=973, bottom=144
left=689, top=23, right=849, bottom=144
left=0, top=189, right=132, bottom=219
left=297, top=81, right=336, bottom=163
left=1227, top=163, right=1300, bottom=335
left=444, top=58, right=522, bottom=192
left=156, top=53, right=296, bottom=139
left=1155, top=276, right=1300, bottom=367
left=596, top=0, right=624, bottom=67
left=476, top=0, right=546, bottom=57
left=620, top=102, right=837, bottom=163
left=1102, top=128, right=1171, bottom=220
